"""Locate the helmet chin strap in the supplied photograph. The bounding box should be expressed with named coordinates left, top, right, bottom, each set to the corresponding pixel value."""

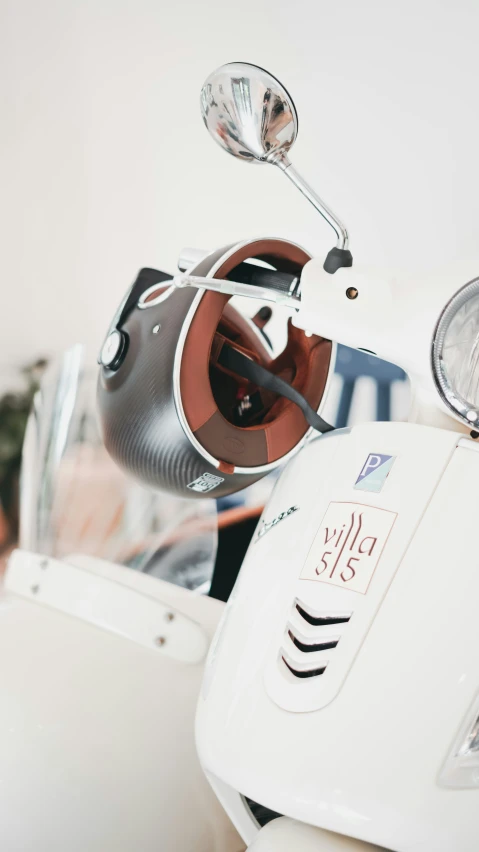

left=217, top=342, right=335, bottom=434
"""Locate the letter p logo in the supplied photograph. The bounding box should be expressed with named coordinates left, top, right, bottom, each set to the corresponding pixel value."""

left=354, top=453, right=395, bottom=493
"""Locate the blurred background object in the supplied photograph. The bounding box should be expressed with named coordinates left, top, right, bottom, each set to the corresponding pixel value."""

left=0, top=358, right=48, bottom=557
left=332, top=345, right=408, bottom=428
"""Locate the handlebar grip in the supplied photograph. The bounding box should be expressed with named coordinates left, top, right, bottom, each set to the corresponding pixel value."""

left=227, top=262, right=297, bottom=295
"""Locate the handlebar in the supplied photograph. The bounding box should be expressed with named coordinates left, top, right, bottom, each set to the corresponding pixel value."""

left=177, top=248, right=300, bottom=308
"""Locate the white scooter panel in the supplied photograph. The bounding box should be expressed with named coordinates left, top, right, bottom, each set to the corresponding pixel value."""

left=197, top=421, right=479, bottom=852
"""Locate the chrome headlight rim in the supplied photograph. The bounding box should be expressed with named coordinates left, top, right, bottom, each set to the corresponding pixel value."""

left=432, top=276, right=479, bottom=430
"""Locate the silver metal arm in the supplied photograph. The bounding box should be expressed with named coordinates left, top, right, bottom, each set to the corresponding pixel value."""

left=274, top=156, right=349, bottom=250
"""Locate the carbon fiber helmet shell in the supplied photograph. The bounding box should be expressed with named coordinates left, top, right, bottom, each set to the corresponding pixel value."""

left=97, top=238, right=333, bottom=499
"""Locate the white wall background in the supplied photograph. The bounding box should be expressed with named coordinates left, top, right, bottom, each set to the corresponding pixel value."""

left=2, top=0, right=479, bottom=368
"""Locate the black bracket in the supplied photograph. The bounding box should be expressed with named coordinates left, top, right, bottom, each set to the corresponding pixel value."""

left=323, top=247, right=353, bottom=274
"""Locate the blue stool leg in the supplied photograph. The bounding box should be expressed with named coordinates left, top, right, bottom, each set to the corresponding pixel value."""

left=336, top=378, right=355, bottom=428
left=377, top=381, right=391, bottom=421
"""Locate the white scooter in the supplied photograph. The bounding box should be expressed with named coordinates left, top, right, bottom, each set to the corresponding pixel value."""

left=186, top=64, right=479, bottom=851
left=3, top=61, right=479, bottom=852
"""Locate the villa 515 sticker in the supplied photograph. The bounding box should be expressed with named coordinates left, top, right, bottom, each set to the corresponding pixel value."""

left=301, top=502, right=397, bottom=594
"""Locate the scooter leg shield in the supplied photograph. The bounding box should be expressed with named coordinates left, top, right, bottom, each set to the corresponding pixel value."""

left=0, top=550, right=244, bottom=852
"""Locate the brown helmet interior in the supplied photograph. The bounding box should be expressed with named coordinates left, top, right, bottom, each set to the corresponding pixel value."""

left=180, top=240, right=332, bottom=471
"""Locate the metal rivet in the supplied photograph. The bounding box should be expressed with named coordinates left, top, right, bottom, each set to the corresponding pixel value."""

left=165, top=612, right=175, bottom=622
left=346, top=287, right=359, bottom=300
left=152, top=324, right=161, bottom=334
left=31, top=585, right=40, bottom=595
left=155, top=636, right=166, bottom=647
left=466, top=410, right=478, bottom=421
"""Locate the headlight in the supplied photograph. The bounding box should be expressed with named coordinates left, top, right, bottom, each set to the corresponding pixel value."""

left=440, top=700, right=479, bottom=788
left=432, top=277, right=479, bottom=429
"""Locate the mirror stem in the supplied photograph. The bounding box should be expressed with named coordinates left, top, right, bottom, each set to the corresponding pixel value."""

left=274, top=156, right=349, bottom=250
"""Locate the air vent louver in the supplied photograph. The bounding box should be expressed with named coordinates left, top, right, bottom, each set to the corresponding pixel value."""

left=295, top=602, right=351, bottom=627
left=287, top=629, right=338, bottom=654
left=280, top=599, right=352, bottom=680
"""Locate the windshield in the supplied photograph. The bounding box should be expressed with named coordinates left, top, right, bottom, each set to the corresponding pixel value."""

left=19, top=345, right=217, bottom=591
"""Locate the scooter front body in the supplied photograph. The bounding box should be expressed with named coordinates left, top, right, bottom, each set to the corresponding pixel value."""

left=196, top=420, right=479, bottom=851
left=0, top=552, right=243, bottom=852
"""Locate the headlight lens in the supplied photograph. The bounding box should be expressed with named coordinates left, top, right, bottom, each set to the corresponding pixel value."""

left=432, top=277, right=479, bottom=428
left=459, top=714, right=479, bottom=756
left=439, top=702, right=479, bottom=788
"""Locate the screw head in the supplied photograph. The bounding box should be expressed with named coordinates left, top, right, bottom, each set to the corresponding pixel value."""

left=346, top=287, right=359, bottom=300
left=31, top=584, right=40, bottom=595
left=165, top=612, right=175, bottom=622
left=152, top=324, right=161, bottom=334
left=155, top=636, right=166, bottom=647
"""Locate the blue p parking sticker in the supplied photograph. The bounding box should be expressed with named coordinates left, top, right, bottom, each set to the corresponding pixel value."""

left=354, top=454, right=395, bottom=493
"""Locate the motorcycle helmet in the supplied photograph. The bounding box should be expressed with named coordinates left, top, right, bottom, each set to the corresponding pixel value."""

left=97, top=238, right=334, bottom=499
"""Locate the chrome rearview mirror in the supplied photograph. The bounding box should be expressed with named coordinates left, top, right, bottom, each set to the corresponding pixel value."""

left=200, top=62, right=298, bottom=165
left=200, top=62, right=352, bottom=272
